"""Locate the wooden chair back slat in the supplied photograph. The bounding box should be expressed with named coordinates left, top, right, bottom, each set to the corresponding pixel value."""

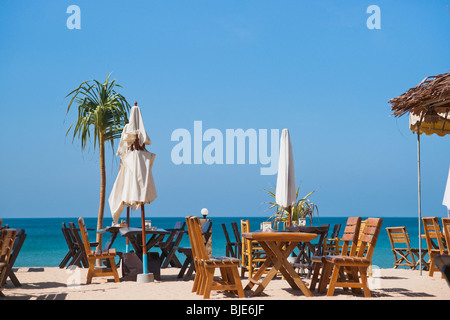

left=340, top=217, right=362, bottom=256
left=441, top=218, right=450, bottom=250
left=356, top=218, right=383, bottom=259
left=0, top=229, right=16, bottom=262
left=422, top=217, right=446, bottom=254
left=78, top=217, right=93, bottom=255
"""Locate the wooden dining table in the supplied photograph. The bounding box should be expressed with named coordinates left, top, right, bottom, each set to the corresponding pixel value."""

left=242, top=231, right=317, bottom=297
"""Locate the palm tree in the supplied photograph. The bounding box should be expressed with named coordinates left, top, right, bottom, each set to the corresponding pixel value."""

left=65, top=74, right=131, bottom=248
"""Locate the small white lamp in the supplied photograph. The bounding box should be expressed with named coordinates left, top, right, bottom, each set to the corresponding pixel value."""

left=201, top=208, right=209, bottom=219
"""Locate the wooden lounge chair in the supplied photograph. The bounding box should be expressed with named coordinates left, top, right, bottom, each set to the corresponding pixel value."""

left=324, top=218, right=383, bottom=297
left=322, top=224, right=341, bottom=256
left=310, top=217, right=361, bottom=293
left=186, top=216, right=244, bottom=299
left=240, top=219, right=266, bottom=278
left=78, top=217, right=119, bottom=284
left=0, top=229, right=16, bottom=297
left=386, top=226, right=427, bottom=270
left=423, top=217, right=448, bottom=277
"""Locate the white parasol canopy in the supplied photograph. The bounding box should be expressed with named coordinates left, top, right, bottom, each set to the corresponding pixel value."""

left=276, top=128, right=296, bottom=226
left=109, top=104, right=157, bottom=223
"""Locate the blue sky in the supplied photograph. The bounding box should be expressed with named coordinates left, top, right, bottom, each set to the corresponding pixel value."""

left=0, top=1, right=449, bottom=219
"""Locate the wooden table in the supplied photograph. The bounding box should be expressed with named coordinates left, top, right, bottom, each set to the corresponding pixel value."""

left=119, top=227, right=170, bottom=257
left=97, top=226, right=123, bottom=250
left=242, top=231, right=317, bottom=297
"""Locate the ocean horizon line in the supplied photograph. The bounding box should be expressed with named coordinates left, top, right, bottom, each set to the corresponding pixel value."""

left=1, top=215, right=425, bottom=220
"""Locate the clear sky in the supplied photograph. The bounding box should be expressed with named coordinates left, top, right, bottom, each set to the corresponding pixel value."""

left=0, top=1, right=449, bottom=219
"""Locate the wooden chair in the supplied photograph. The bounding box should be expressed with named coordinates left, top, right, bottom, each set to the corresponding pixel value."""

left=0, top=229, right=16, bottom=297
left=441, top=218, right=450, bottom=250
left=59, top=222, right=79, bottom=268
left=423, top=217, right=448, bottom=277
left=240, top=219, right=266, bottom=278
left=177, top=220, right=212, bottom=280
left=324, top=218, right=383, bottom=297
left=288, top=225, right=329, bottom=278
left=322, top=224, right=341, bottom=256
left=231, top=222, right=242, bottom=259
left=158, top=221, right=186, bottom=268
left=222, top=223, right=240, bottom=258
left=78, top=217, right=119, bottom=284
left=68, top=222, right=99, bottom=268
left=186, top=216, right=244, bottom=299
left=310, top=217, right=361, bottom=293
left=386, top=226, right=427, bottom=270
left=2, top=228, right=26, bottom=287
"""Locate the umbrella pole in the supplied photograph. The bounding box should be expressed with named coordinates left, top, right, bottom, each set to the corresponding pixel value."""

left=417, top=131, right=423, bottom=275
left=141, top=204, right=148, bottom=274
left=126, top=206, right=130, bottom=253
left=288, top=206, right=292, bottom=227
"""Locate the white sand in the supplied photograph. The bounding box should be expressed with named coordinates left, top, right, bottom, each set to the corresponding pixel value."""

left=1, top=266, right=449, bottom=300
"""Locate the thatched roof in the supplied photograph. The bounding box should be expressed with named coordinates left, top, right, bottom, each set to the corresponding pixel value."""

left=390, top=72, right=450, bottom=118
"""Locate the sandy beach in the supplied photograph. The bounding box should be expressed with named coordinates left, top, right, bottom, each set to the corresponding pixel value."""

left=2, top=266, right=449, bottom=301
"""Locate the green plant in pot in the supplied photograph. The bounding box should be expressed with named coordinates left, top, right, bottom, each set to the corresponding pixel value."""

left=265, top=186, right=319, bottom=227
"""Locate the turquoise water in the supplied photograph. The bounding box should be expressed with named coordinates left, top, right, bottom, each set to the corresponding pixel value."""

left=1, top=217, right=426, bottom=269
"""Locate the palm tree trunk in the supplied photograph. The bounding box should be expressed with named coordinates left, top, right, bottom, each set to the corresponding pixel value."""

left=96, top=134, right=106, bottom=250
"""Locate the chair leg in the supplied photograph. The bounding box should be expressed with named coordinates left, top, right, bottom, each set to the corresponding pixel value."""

left=310, top=261, right=322, bottom=291
left=230, top=266, right=245, bottom=298
left=110, top=257, right=120, bottom=283
left=327, top=265, right=340, bottom=296
left=359, top=267, right=371, bottom=297
left=87, top=262, right=95, bottom=284
left=203, top=267, right=215, bottom=299
left=348, top=267, right=362, bottom=295
left=319, top=261, right=333, bottom=294
left=429, top=253, right=435, bottom=277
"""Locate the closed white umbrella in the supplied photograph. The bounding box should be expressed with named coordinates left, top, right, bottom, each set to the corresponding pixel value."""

left=276, top=128, right=296, bottom=227
left=443, top=166, right=450, bottom=218
left=108, top=102, right=157, bottom=275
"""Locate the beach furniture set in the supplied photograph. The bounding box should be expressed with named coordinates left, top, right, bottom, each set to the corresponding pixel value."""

left=386, top=217, right=450, bottom=280
left=188, top=216, right=383, bottom=298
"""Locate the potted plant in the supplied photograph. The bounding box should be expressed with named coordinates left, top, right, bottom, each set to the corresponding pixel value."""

left=265, top=186, right=319, bottom=228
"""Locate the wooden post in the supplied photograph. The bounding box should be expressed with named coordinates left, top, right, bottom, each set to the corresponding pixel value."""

left=141, top=204, right=148, bottom=274
left=126, top=206, right=130, bottom=252
left=287, top=206, right=292, bottom=227
left=417, top=130, right=422, bottom=275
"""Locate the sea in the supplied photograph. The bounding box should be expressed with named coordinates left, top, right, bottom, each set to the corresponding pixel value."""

left=1, top=216, right=427, bottom=269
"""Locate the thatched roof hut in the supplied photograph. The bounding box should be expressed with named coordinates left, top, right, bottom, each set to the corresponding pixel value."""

left=390, top=72, right=450, bottom=118
left=388, top=72, right=450, bottom=275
